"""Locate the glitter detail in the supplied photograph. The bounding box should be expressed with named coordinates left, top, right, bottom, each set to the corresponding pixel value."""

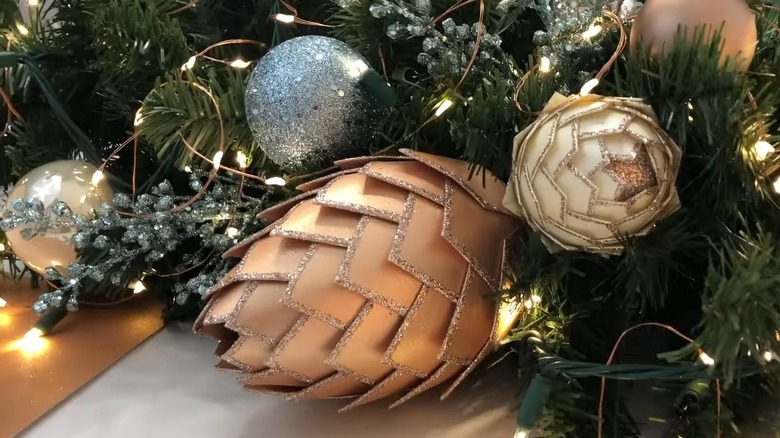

left=323, top=303, right=383, bottom=385
left=257, top=190, right=320, bottom=222
left=600, top=142, right=658, bottom=202
left=314, top=175, right=404, bottom=223
left=399, top=149, right=507, bottom=213
left=438, top=270, right=488, bottom=366
left=295, top=169, right=357, bottom=192
left=286, top=372, right=367, bottom=402
left=360, top=161, right=445, bottom=205
left=335, top=217, right=414, bottom=316
left=505, top=93, right=682, bottom=254
left=265, top=316, right=318, bottom=383
left=388, top=363, right=462, bottom=408
left=382, top=286, right=442, bottom=378
left=339, top=370, right=419, bottom=411
left=245, top=36, right=391, bottom=171
left=388, top=194, right=461, bottom=302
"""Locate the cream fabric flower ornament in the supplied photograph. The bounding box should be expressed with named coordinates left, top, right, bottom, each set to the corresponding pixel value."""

left=503, top=93, right=682, bottom=254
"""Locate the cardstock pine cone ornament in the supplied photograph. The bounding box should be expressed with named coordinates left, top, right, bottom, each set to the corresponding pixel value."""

left=503, top=93, right=682, bottom=254
left=195, top=149, right=521, bottom=409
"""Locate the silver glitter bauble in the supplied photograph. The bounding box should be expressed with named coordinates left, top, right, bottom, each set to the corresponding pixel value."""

left=245, top=36, right=393, bottom=172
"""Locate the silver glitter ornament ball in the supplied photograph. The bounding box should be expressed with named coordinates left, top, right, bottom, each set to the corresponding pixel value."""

left=245, top=36, right=393, bottom=171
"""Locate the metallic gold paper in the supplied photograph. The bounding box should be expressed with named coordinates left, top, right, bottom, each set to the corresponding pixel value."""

left=195, top=149, right=520, bottom=409
left=503, top=93, right=682, bottom=254
left=630, top=0, right=757, bottom=71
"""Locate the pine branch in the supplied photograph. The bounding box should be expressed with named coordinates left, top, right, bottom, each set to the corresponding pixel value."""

left=140, top=66, right=261, bottom=170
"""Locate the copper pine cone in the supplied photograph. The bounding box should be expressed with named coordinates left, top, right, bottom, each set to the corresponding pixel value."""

left=194, top=149, right=520, bottom=410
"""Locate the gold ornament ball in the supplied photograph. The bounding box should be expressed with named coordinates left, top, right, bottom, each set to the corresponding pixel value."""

left=4, top=161, right=114, bottom=275
left=630, top=0, right=757, bottom=71
left=503, top=93, right=682, bottom=254
left=195, top=149, right=521, bottom=409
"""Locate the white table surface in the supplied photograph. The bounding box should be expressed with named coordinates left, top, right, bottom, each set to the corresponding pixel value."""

left=21, top=324, right=518, bottom=438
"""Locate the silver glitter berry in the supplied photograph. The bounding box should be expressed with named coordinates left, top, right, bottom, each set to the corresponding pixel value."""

left=245, top=36, right=393, bottom=172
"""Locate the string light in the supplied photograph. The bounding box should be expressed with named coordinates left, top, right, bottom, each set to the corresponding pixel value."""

left=582, top=24, right=603, bottom=39
left=0, top=297, right=6, bottom=307
left=514, top=429, right=529, bottom=438
left=184, top=165, right=192, bottom=173
left=134, top=108, right=144, bottom=126
left=0, top=243, right=5, bottom=251
left=524, top=294, right=542, bottom=310
left=236, top=151, right=248, bottom=169
left=212, top=151, right=224, bottom=170
left=131, top=280, right=146, bottom=294
left=347, top=60, right=370, bottom=78
left=7, top=328, right=48, bottom=357
left=230, top=59, right=251, bottom=69
left=579, top=78, right=599, bottom=96
left=28, top=0, right=40, bottom=6
left=772, top=176, right=780, bottom=194
left=434, top=98, right=455, bottom=117
left=274, top=13, right=296, bottom=23
left=699, top=351, right=716, bottom=366
left=753, top=140, right=774, bottom=161
left=226, top=227, right=239, bottom=237
left=181, top=55, right=197, bottom=71
left=763, top=351, right=775, bottom=362
left=497, top=297, right=522, bottom=340
left=16, top=23, right=30, bottom=35
left=91, top=170, right=104, bottom=186
left=265, top=176, right=287, bottom=186
left=539, top=56, right=551, bottom=73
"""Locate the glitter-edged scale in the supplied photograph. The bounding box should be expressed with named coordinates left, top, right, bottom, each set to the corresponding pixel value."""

left=194, top=150, right=520, bottom=409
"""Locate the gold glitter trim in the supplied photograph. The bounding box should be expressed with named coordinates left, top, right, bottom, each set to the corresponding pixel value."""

left=313, top=174, right=403, bottom=223
left=265, top=316, right=317, bottom=384
left=323, top=303, right=383, bottom=385
left=335, top=217, right=411, bottom=315
left=388, top=363, right=462, bottom=408
left=360, top=161, right=445, bottom=205
left=257, top=190, right=320, bottom=221
left=388, top=193, right=461, bottom=302
left=438, top=269, right=490, bottom=366
left=295, top=169, right=357, bottom=192
left=339, top=370, right=420, bottom=412
left=286, top=372, right=367, bottom=402
left=400, top=148, right=508, bottom=214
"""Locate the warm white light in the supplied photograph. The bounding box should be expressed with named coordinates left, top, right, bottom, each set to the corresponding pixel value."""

left=773, top=176, right=780, bottom=194
left=226, top=227, right=239, bottom=237
left=434, top=98, right=455, bottom=117
left=514, top=429, right=529, bottom=438
left=131, top=281, right=146, bottom=294
left=265, top=176, right=287, bottom=186
left=582, top=24, right=603, bottom=39
left=181, top=55, right=197, bottom=71
left=184, top=165, right=192, bottom=173
left=524, top=294, right=542, bottom=310
left=753, top=141, right=774, bottom=161
left=17, top=23, right=30, bottom=35
left=0, top=243, right=5, bottom=251
left=134, top=109, right=144, bottom=126
left=347, top=60, right=370, bottom=78
left=91, top=170, right=104, bottom=186
left=212, top=151, right=224, bottom=170
left=236, top=151, right=248, bottom=169
left=539, top=56, right=551, bottom=73
left=28, top=0, right=40, bottom=6
left=580, top=78, right=599, bottom=95
left=275, top=13, right=296, bottom=23
left=497, top=297, right=522, bottom=340
left=25, top=328, right=43, bottom=339
left=0, top=297, right=6, bottom=307
left=763, top=351, right=775, bottom=362
left=699, top=351, right=716, bottom=366
left=230, top=59, right=251, bottom=69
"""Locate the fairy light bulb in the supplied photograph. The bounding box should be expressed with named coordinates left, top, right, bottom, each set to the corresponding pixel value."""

left=582, top=24, right=603, bottom=39
left=275, top=13, right=296, bottom=23
left=580, top=78, right=599, bottom=96
left=25, top=328, right=43, bottom=339
left=0, top=243, right=5, bottom=251
left=236, top=151, right=248, bottom=169
left=91, top=170, right=104, bottom=186
left=773, top=176, right=780, bottom=194
left=182, top=55, right=197, bottom=71
left=226, top=227, right=239, bottom=237
left=16, top=23, right=30, bottom=35
left=212, top=151, right=224, bottom=170
left=539, top=56, right=551, bottom=73
left=28, top=0, right=40, bottom=6
left=514, top=429, right=529, bottom=438
left=265, top=176, right=287, bottom=186
left=134, top=109, right=144, bottom=127
left=753, top=140, right=774, bottom=161
left=0, top=297, right=6, bottom=307
left=230, top=59, right=251, bottom=69
left=699, top=351, right=716, bottom=366
left=131, top=281, right=146, bottom=294
left=434, top=98, right=454, bottom=117
left=763, top=351, right=775, bottom=362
